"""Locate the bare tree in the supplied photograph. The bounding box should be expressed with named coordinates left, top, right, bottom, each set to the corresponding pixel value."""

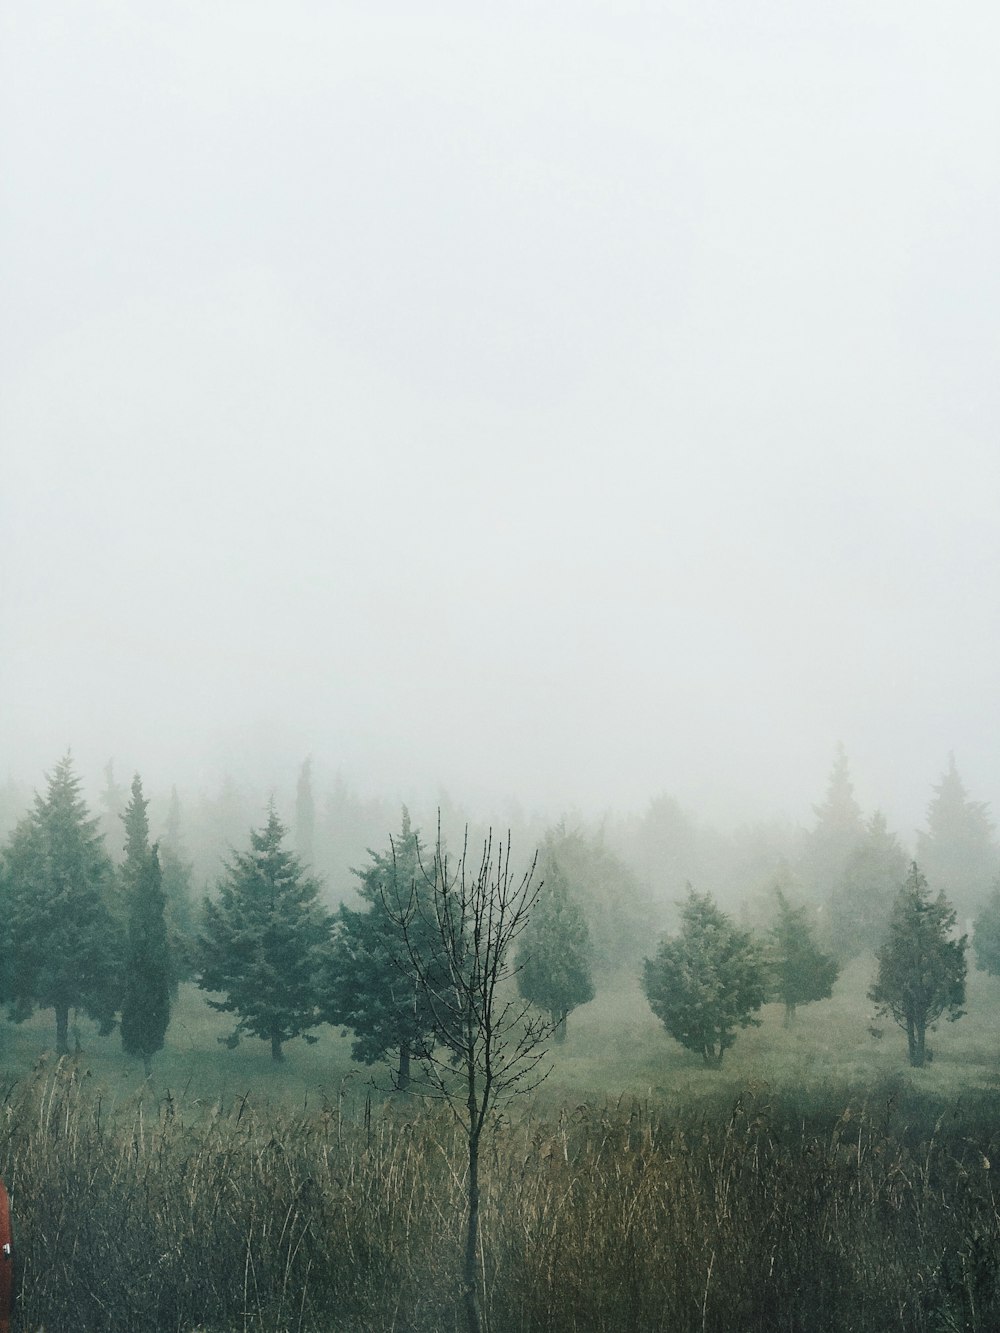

left=385, top=820, right=552, bottom=1333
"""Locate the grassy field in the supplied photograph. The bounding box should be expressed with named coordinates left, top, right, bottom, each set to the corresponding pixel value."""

left=2, top=959, right=1000, bottom=1330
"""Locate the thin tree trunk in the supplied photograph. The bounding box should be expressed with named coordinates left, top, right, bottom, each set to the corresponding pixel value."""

left=271, top=1032, right=284, bottom=1063
left=912, top=1022, right=926, bottom=1068
left=554, top=1011, right=568, bottom=1044
left=143, top=1052, right=152, bottom=1078
left=55, top=1004, right=70, bottom=1056
left=463, top=1127, right=482, bottom=1333
left=397, top=1044, right=411, bottom=1091
left=906, top=1016, right=918, bottom=1066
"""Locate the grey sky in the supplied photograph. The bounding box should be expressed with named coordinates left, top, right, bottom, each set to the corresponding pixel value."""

left=2, top=1, right=999, bottom=829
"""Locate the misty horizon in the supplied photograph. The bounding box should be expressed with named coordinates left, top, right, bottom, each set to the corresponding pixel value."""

left=3, top=3, right=999, bottom=848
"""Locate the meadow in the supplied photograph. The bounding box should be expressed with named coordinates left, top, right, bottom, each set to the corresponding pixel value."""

left=2, top=959, right=1000, bottom=1331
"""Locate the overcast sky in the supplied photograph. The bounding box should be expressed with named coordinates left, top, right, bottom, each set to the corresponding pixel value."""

left=2, top=1, right=999, bottom=830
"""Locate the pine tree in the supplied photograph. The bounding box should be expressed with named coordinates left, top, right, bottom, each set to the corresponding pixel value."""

left=869, top=863, right=967, bottom=1067
left=643, top=888, right=766, bottom=1066
left=197, top=806, right=332, bottom=1062
left=119, top=776, right=172, bottom=1075
left=295, top=757, right=316, bottom=867
left=516, top=848, right=595, bottom=1042
left=768, top=889, right=838, bottom=1022
left=158, top=787, right=196, bottom=985
left=800, top=744, right=864, bottom=902
left=828, top=811, right=909, bottom=960
left=917, top=756, right=998, bottom=922
left=2, top=755, right=120, bottom=1053
left=325, top=810, right=442, bottom=1090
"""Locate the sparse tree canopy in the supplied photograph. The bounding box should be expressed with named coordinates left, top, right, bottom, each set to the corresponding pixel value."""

left=869, top=863, right=967, bottom=1067
left=516, top=847, right=595, bottom=1042
left=324, top=809, right=442, bottom=1090
left=2, top=754, right=120, bottom=1053
left=768, top=889, right=838, bottom=1021
left=643, top=888, right=766, bottom=1066
left=198, top=807, right=333, bottom=1062
left=387, top=822, right=552, bottom=1333
left=119, top=775, right=172, bottom=1075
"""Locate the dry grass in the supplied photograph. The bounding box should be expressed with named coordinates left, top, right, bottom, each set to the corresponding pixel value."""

left=2, top=1060, right=1000, bottom=1331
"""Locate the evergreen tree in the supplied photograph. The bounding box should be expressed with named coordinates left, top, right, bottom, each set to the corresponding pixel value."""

left=828, top=811, right=909, bottom=960
left=972, top=879, right=1000, bottom=976
left=99, top=760, right=128, bottom=863
left=869, top=863, right=967, bottom=1067
left=543, top=822, right=657, bottom=974
left=799, top=744, right=864, bottom=902
left=516, top=848, right=594, bottom=1042
left=158, top=787, right=196, bottom=984
left=119, top=776, right=172, bottom=1075
left=642, top=888, right=766, bottom=1066
left=197, top=807, right=332, bottom=1061
left=917, top=756, right=998, bottom=922
left=2, top=755, right=120, bottom=1053
left=325, top=810, right=442, bottom=1090
left=295, top=757, right=316, bottom=867
left=768, top=889, right=838, bottom=1022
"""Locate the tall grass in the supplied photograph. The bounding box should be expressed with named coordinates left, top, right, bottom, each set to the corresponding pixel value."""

left=2, top=1060, right=1000, bottom=1331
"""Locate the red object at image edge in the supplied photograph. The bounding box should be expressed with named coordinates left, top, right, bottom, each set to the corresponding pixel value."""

left=0, top=1178, right=11, bottom=1332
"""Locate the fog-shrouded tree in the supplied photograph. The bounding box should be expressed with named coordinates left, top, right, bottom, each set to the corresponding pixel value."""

left=325, top=809, right=443, bottom=1091
left=158, top=786, right=196, bottom=985
left=516, top=847, right=594, bottom=1042
left=119, top=775, right=172, bottom=1075
left=197, top=807, right=333, bottom=1062
left=869, top=863, right=967, bottom=1068
left=972, top=879, right=1000, bottom=977
left=768, top=888, right=838, bottom=1023
left=2, top=754, right=120, bottom=1053
left=827, top=810, right=909, bottom=960
left=799, top=744, right=865, bottom=903
left=917, top=756, right=998, bottom=924
left=295, top=757, right=316, bottom=867
left=99, top=759, right=128, bottom=864
left=385, top=822, right=552, bottom=1333
left=643, top=888, right=767, bottom=1067
left=543, top=821, right=658, bottom=974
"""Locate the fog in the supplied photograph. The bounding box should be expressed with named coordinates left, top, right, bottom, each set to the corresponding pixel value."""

left=3, top=2, right=999, bottom=833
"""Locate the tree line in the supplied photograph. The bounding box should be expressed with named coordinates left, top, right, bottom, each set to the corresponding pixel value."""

left=2, top=752, right=999, bottom=1080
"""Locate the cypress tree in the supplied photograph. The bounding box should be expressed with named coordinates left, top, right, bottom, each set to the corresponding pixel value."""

left=120, top=775, right=172, bottom=1075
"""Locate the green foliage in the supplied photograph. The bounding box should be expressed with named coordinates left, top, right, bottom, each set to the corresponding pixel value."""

left=869, top=863, right=967, bottom=1067
left=324, top=810, right=442, bottom=1089
left=119, top=775, right=172, bottom=1073
left=516, top=848, right=595, bottom=1041
left=828, top=810, right=909, bottom=960
left=1, top=754, right=121, bottom=1053
left=972, top=879, right=1000, bottom=976
left=917, top=755, right=998, bottom=921
left=642, top=888, right=766, bottom=1066
left=197, top=806, right=333, bottom=1062
left=768, top=889, right=838, bottom=1020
